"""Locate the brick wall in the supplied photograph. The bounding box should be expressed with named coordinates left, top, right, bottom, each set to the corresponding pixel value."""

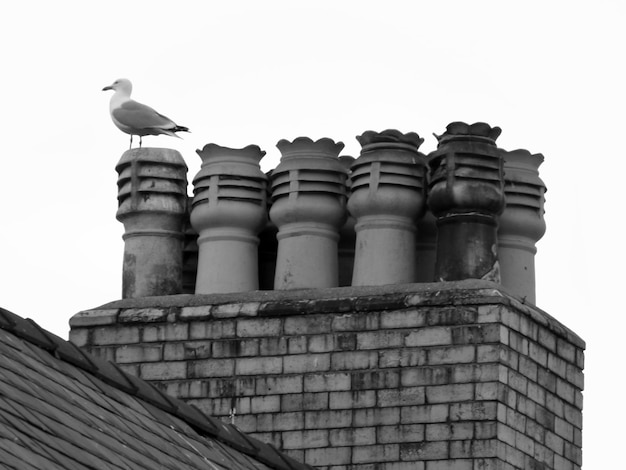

left=70, top=280, right=584, bottom=470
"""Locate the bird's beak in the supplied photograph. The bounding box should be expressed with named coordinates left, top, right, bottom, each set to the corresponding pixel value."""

left=102, top=85, right=113, bottom=91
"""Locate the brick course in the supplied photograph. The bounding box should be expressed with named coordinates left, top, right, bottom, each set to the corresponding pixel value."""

left=71, top=281, right=584, bottom=470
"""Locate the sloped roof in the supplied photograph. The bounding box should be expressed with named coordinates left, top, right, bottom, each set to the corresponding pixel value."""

left=0, top=307, right=311, bottom=470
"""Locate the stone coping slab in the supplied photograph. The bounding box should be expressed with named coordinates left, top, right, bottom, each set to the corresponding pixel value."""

left=71, top=280, right=584, bottom=349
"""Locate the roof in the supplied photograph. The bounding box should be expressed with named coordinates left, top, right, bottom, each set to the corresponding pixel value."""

left=0, top=306, right=312, bottom=470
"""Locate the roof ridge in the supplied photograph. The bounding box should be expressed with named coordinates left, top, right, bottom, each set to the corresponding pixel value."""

left=0, top=306, right=313, bottom=470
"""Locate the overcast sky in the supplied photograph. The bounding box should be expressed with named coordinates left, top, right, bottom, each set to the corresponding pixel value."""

left=1, top=1, right=623, bottom=467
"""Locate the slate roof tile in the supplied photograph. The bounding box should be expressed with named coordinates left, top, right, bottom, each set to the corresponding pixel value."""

left=0, top=307, right=314, bottom=470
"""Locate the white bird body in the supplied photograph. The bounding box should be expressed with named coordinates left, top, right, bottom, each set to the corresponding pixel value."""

left=103, top=78, right=189, bottom=147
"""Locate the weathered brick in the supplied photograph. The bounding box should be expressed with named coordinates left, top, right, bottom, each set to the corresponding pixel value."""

left=426, top=422, right=474, bottom=441
left=518, top=356, right=538, bottom=382
left=451, top=324, right=503, bottom=345
left=305, top=410, right=353, bottom=429
left=188, top=358, right=235, bottom=378
left=282, top=392, right=329, bottom=412
left=68, top=329, right=89, bottom=347
left=453, top=364, right=500, bottom=383
left=330, top=390, right=376, bottom=409
left=381, top=309, right=426, bottom=329
left=537, top=328, right=557, bottom=352
left=235, top=356, right=283, bottom=375
left=353, top=444, right=399, bottom=463
left=305, top=446, right=351, bottom=466
left=553, top=454, right=574, bottom=470
left=357, top=331, right=406, bottom=350
left=377, top=424, right=425, bottom=444
left=258, top=337, right=287, bottom=356
left=566, top=364, right=584, bottom=391
left=401, top=404, right=449, bottom=424
left=257, top=412, right=305, bottom=432
left=476, top=345, right=500, bottom=363
left=515, top=430, right=535, bottom=455
left=331, top=351, right=378, bottom=370
left=92, top=326, right=140, bottom=345
left=506, top=407, right=527, bottom=432
left=189, top=320, right=235, bottom=340
left=115, top=344, right=162, bottom=363
left=475, top=382, right=500, bottom=401
left=425, top=460, right=472, bottom=470
left=556, top=379, right=575, bottom=405
left=288, top=335, right=307, bottom=354
left=402, top=366, right=452, bottom=387
left=308, top=333, right=356, bottom=353
left=450, top=439, right=498, bottom=459
left=256, top=375, right=303, bottom=395
left=282, top=429, right=329, bottom=449
left=139, top=361, right=186, bottom=380
left=427, top=346, right=475, bottom=365
left=476, top=305, right=503, bottom=323
left=474, top=421, right=497, bottom=439
left=547, top=353, right=567, bottom=379
left=237, top=318, right=282, bottom=337
left=207, top=377, right=256, bottom=397
left=509, top=331, right=529, bottom=355
left=426, top=383, right=474, bottom=404
left=142, top=323, right=189, bottom=342
left=250, top=395, right=281, bottom=413
left=405, top=327, right=452, bottom=347
left=330, top=427, right=376, bottom=446
left=212, top=338, right=259, bottom=358
left=554, top=416, right=574, bottom=441
left=501, top=309, right=521, bottom=330
left=400, top=441, right=448, bottom=460
left=305, top=372, right=351, bottom=392
left=380, top=349, right=427, bottom=369
left=508, top=370, right=528, bottom=395
left=426, top=307, right=477, bottom=326
left=354, top=407, right=400, bottom=427
left=284, top=354, right=330, bottom=374
left=377, top=387, right=425, bottom=407
left=450, top=402, right=497, bottom=422
left=556, top=339, right=576, bottom=364
left=529, top=342, right=548, bottom=367
left=332, top=312, right=379, bottom=331
left=284, top=315, right=332, bottom=335
left=352, top=370, right=400, bottom=390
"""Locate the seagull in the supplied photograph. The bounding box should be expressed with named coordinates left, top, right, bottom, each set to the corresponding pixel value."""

left=102, top=78, right=190, bottom=148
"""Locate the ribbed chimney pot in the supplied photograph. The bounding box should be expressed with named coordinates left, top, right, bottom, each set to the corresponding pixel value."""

left=115, top=148, right=188, bottom=298
left=349, top=130, right=428, bottom=286
left=190, top=144, right=268, bottom=294
left=428, top=122, right=505, bottom=282
left=270, top=137, right=347, bottom=289
left=498, top=148, right=547, bottom=303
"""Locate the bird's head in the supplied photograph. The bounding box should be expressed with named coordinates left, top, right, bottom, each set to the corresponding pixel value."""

left=102, top=78, right=132, bottom=95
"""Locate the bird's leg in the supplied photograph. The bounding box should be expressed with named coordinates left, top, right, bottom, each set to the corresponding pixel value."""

left=129, top=135, right=133, bottom=149
left=139, top=136, right=143, bottom=148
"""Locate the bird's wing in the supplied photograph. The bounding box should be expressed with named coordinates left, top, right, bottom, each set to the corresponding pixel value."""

left=112, top=100, right=176, bottom=132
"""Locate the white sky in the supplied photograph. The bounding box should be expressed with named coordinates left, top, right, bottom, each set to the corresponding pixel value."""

left=1, top=1, right=623, bottom=467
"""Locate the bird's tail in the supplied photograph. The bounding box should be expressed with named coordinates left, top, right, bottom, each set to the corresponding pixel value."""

left=173, top=126, right=190, bottom=133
